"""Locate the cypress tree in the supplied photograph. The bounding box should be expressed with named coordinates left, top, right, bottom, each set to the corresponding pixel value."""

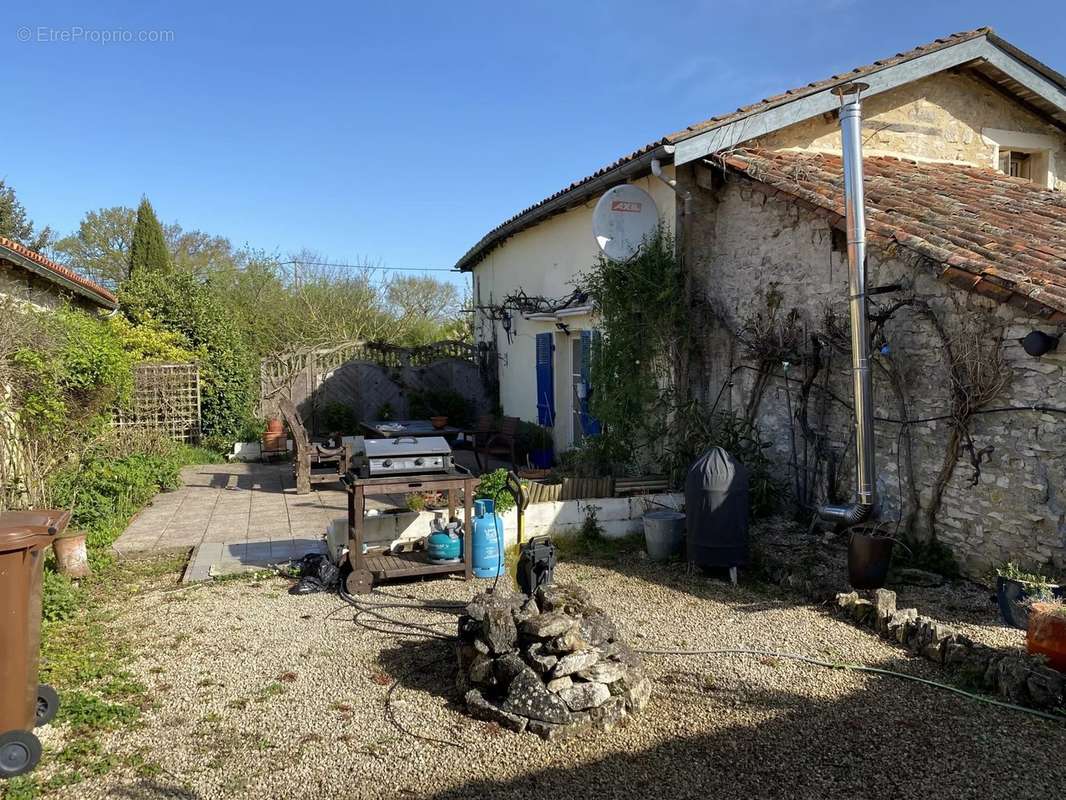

left=128, top=197, right=170, bottom=279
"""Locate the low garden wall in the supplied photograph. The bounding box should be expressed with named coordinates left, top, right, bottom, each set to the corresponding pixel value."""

left=324, top=493, right=684, bottom=561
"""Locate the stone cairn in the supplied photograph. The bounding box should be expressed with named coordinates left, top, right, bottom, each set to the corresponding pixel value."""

left=456, top=584, right=652, bottom=740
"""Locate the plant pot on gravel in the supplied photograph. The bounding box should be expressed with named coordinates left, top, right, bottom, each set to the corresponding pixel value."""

left=1026, top=602, right=1066, bottom=672
left=847, top=526, right=894, bottom=590
left=995, top=563, right=1063, bottom=630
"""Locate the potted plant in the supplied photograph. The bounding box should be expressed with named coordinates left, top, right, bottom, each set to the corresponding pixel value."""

left=1026, top=598, right=1066, bottom=672
left=525, top=423, right=554, bottom=469
left=847, top=523, right=896, bottom=590
left=996, top=563, right=1064, bottom=630
left=52, top=530, right=91, bottom=578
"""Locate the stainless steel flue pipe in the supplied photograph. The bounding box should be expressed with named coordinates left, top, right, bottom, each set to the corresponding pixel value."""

left=819, top=83, right=876, bottom=526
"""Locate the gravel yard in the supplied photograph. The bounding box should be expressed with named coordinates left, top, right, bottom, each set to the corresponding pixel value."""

left=39, top=554, right=1066, bottom=800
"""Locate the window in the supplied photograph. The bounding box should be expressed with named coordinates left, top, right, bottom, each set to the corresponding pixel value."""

left=998, top=149, right=1032, bottom=181
left=983, top=128, right=1058, bottom=189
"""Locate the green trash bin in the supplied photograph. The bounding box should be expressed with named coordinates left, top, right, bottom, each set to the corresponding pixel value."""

left=0, top=510, right=69, bottom=779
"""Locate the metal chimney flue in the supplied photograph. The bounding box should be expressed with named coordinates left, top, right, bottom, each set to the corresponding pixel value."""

left=819, top=82, right=876, bottom=527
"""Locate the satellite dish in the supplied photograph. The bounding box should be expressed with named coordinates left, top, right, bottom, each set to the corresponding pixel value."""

left=592, top=184, right=659, bottom=261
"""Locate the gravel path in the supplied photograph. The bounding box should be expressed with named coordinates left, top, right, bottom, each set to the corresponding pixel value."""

left=50, top=555, right=1065, bottom=800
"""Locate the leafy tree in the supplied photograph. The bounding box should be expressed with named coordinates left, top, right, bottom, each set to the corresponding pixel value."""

left=0, top=179, right=53, bottom=252
left=128, top=198, right=170, bottom=278
left=386, top=275, right=465, bottom=345
left=51, top=206, right=136, bottom=287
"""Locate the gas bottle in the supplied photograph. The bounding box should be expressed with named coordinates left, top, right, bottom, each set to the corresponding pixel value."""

left=426, top=512, right=461, bottom=563
left=472, top=499, right=504, bottom=578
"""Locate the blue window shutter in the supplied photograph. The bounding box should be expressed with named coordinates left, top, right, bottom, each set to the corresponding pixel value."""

left=579, top=330, right=602, bottom=436
left=535, top=332, right=555, bottom=427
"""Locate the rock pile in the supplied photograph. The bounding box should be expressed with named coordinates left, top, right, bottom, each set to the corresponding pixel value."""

left=456, top=584, right=651, bottom=739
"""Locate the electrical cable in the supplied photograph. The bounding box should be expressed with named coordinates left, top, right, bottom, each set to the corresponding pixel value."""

left=634, top=647, right=1065, bottom=723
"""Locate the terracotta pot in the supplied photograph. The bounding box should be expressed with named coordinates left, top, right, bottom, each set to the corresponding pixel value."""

left=1027, top=602, right=1066, bottom=672
left=430, top=416, right=448, bottom=429
left=53, top=532, right=92, bottom=578
left=266, top=418, right=284, bottom=435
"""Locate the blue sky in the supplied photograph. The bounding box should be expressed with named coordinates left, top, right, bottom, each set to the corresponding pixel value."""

left=6, top=1, right=1064, bottom=290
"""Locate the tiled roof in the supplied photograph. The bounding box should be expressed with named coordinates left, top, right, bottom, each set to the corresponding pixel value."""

left=457, top=27, right=1022, bottom=270
left=0, top=237, right=118, bottom=308
left=718, top=149, right=1066, bottom=321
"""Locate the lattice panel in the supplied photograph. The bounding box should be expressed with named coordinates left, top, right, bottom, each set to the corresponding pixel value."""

left=115, top=362, right=201, bottom=443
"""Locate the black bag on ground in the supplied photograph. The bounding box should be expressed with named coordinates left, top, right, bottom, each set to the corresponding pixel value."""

left=289, top=553, right=340, bottom=595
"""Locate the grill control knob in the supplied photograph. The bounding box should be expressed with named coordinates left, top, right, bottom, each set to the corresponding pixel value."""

left=382, top=459, right=393, bottom=468
left=414, top=457, right=425, bottom=466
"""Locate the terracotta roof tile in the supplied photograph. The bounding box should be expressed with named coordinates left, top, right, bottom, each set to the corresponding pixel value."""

left=0, top=237, right=117, bottom=308
left=719, top=149, right=1066, bottom=320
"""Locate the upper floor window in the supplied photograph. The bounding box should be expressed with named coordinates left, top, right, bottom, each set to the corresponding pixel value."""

left=983, top=128, right=1059, bottom=189
left=999, top=149, right=1032, bottom=180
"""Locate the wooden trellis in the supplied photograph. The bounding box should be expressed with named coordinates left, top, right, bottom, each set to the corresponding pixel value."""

left=114, top=362, right=201, bottom=443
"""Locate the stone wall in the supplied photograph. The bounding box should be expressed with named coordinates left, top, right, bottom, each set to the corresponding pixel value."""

left=0, top=261, right=104, bottom=312
left=679, top=167, right=1066, bottom=578
left=760, top=71, right=1066, bottom=191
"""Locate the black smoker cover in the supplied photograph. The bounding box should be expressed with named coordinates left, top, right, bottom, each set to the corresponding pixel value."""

left=685, top=447, right=749, bottom=568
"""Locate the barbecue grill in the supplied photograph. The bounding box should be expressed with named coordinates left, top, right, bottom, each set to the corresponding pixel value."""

left=359, top=436, right=453, bottom=478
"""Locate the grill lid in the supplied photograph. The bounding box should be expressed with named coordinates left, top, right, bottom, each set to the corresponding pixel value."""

left=364, top=436, right=452, bottom=458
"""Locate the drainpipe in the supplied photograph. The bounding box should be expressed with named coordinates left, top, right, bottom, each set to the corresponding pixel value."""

left=651, top=147, right=691, bottom=212
left=818, top=83, right=876, bottom=527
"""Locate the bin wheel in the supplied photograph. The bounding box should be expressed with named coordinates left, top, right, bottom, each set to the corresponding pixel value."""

left=0, top=730, right=42, bottom=778
left=36, top=685, right=60, bottom=727
left=346, top=568, right=373, bottom=595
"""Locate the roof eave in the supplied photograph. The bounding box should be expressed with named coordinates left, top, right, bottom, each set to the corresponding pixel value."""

left=456, top=144, right=674, bottom=271
left=672, top=34, right=1066, bottom=166
left=1, top=250, right=118, bottom=310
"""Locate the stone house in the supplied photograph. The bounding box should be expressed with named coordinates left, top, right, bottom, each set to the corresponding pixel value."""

left=0, top=236, right=117, bottom=312
left=458, top=28, right=1066, bottom=577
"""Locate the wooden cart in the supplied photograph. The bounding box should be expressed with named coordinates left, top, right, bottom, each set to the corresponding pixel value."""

left=343, top=468, right=479, bottom=595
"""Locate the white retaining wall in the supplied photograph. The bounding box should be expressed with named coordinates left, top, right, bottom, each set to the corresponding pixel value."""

left=325, top=493, right=685, bottom=560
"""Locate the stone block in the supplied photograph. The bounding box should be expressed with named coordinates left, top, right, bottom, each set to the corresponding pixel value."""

left=500, top=669, right=572, bottom=724
left=465, top=689, right=527, bottom=733
left=522, top=611, right=579, bottom=639
left=552, top=650, right=600, bottom=678
left=483, top=606, right=518, bottom=654
left=526, top=713, right=591, bottom=741
left=558, top=681, right=610, bottom=711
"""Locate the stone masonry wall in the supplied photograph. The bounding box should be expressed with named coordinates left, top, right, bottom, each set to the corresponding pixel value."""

left=760, top=72, right=1066, bottom=191
left=679, top=167, right=1066, bottom=579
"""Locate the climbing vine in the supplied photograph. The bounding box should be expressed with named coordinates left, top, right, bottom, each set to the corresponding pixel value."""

left=580, top=227, right=686, bottom=470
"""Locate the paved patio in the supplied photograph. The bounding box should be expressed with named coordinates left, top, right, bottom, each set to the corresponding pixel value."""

left=114, top=452, right=504, bottom=581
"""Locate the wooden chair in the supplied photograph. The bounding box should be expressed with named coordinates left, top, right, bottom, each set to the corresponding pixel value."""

left=278, top=397, right=350, bottom=494
left=475, top=415, right=520, bottom=470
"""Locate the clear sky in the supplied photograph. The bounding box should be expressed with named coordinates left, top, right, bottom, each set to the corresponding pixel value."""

left=6, top=1, right=1064, bottom=290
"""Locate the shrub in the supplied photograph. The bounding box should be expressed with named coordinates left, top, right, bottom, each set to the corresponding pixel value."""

left=120, top=271, right=257, bottom=444
left=320, top=401, right=358, bottom=434
left=408, top=389, right=472, bottom=426
left=474, top=468, right=515, bottom=514
left=10, top=307, right=132, bottom=437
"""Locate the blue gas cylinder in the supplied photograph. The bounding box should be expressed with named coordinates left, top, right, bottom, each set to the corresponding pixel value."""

left=472, top=499, right=505, bottom=578
left=427, top=529, right=461, bottom=563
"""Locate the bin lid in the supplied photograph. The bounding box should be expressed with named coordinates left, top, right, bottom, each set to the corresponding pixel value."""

left=0, top=510, right=71, bottom=552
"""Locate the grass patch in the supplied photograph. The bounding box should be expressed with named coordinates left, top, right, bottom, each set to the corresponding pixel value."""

left=553, top=531, right=645, bottom=561
left=14, top=554, right=187, bottom=798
